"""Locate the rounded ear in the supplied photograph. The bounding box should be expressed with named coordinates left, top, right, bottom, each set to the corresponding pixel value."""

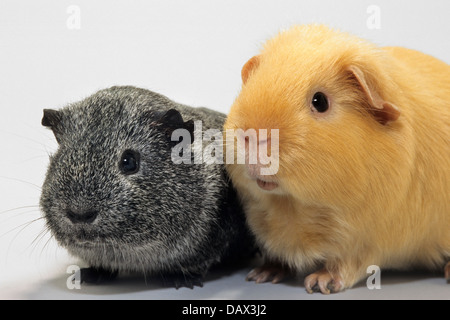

left=155, top=109, right=194, bottom=143
left=157, top=108, right=185, bottom=127
left=42, top=109, right=61, bottom=128
left=241, top=55, right=260, bottom=84
left=42, top=109, right=63, bottom=143
left=347, top=66, right=400, bottom=125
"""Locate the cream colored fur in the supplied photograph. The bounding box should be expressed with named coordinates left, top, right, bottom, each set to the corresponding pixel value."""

left=224, top=25, right=450, bottom=293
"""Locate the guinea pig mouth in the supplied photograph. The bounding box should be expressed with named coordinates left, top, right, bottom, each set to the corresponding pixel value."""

left=256, top=178, right=279, bottom=191
left=59, top=228, right=102, bottom=245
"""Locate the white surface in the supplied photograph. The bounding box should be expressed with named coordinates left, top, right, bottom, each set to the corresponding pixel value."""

left=0, top=0, right=449, bottom=300
left=2, top=262, right=449, bottom=300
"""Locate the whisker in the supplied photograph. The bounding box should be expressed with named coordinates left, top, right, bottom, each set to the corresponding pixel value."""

left=17, top=155, right=51, bottom=165
left=2, top=210, right=41, bottom=227
left=30, top=225, right=50, bottom=252
left=20, top=222, right=51, bottom=260
left=0, top=205, right=40, bottom=215
left=39, top=229, right=56, bottom=259
left=1, top=216, right=45, bottom=240
left=0, top=176, right=42, bottom=191
left=0, top=129, right=54, bottom=151
left=3, top=216, right=46, bottom=263
left=50, top=233, right=60, bottom=261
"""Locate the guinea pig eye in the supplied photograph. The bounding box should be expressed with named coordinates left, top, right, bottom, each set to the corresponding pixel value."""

left=311, top=92, right=329, bottom=113
left=119, top=150, right=140, bottom=175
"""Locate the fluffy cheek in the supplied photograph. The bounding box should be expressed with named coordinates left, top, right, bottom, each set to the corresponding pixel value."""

left=225, top=163, right=247, bottom=189
left=279, top=122, right=371, bottom=207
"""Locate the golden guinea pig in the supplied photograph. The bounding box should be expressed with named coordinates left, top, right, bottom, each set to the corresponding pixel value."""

left=224, top=24, right=450, bottom=294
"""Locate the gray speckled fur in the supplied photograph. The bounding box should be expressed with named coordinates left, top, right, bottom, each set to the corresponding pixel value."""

left=40, top=86, right=255, bottom=282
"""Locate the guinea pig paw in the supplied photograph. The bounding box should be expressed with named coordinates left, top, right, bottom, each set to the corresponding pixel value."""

left=445, top=262, right=450, bottom=283
left=304, top=269, right=344, bottom=295
left=246, top=263, right=289, bottom=284
left=162, top=273, right=204, bottom=290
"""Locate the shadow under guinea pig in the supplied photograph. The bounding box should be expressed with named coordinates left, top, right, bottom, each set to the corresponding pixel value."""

left=21, top=263, right=446, bottom=299
left=23, top=257, right=261, bottom=299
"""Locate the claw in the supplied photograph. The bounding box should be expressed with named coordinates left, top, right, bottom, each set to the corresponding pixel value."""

left=246, top=262, right=289, bottom=284
left=162, top=273, right=204, bottom=289
left=304, top=268, right=344, bottom=294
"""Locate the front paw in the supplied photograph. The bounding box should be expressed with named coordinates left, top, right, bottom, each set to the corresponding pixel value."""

left=162, top=273, right=204, bottom=289
left=246, top=262, right=290, bottom=284
left=304, top=268, right=345, bottom=294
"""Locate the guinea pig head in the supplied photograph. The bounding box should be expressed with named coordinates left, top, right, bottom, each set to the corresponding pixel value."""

left=40, top=88, right=199, bottom=271
left=225, top=25, right=402, bottom=207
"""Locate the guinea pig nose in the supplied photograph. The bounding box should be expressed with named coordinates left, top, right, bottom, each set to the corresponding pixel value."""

left=66, top=210, right=98, bottom=224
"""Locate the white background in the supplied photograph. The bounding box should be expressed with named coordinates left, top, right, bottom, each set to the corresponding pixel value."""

left=0, top=0, right=449, bottom=300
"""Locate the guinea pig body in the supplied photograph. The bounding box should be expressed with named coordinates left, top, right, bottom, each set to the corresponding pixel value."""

left=225, top=25, right=450, bottom=293
left=40, top=86, right=255, bottom=288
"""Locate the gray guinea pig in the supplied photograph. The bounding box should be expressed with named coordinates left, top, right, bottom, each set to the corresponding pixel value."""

left=40, top=86, right=256, bottom=288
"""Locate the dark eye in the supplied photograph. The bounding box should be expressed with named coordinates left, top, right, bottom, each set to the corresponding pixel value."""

left=311, top=92, right=329, bottom=113
left=119, top=150, right=140, bottom=175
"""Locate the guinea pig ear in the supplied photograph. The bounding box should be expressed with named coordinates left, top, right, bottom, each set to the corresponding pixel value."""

left=348, top=66, right=400, bottom=125
left=241, top=55, right=260, bottom=84
left=156, top=109, right=194, bottom=143
left=42, top=109, right=63, bottom=143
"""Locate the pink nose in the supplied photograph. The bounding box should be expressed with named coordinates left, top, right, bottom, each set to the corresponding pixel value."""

left=232, top=128, right=279, bottom=178
left=244, top=135, right=274, bottom=177
left=244, top=136, right=271, bottom=163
